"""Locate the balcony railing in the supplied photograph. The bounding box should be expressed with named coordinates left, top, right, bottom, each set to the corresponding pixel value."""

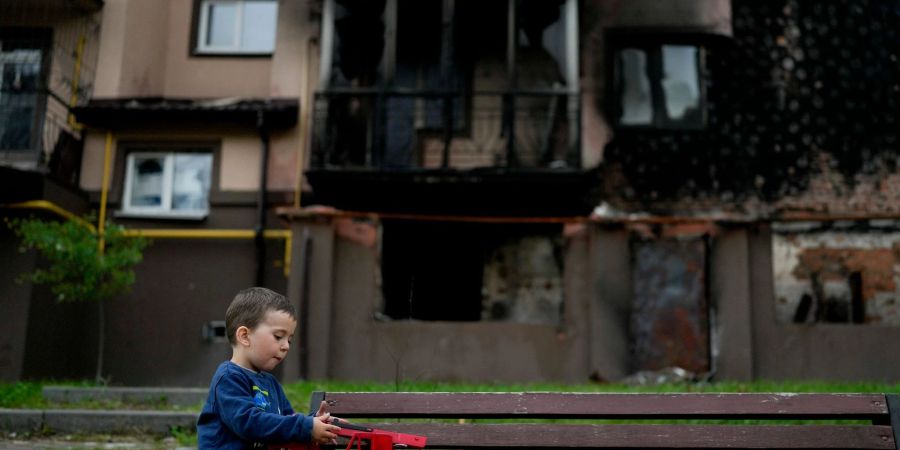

left=311, top=89, right=581, bottom=171
left=1, top=1, right=100, bottom=184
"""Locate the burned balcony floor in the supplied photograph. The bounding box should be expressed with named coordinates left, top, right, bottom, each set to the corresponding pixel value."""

left=305, top=167, right=596, bottom=217
left=308, top=81, right=588, bottom=215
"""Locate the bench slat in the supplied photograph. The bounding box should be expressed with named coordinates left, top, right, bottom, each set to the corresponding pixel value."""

left=322, top=393, right=889, bottom=420
left=350, top=423, right=896, bottom=449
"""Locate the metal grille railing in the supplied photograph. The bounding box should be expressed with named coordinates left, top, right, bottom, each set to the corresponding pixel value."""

left=1, top=0, right=101, bottom=181
left=311, top=89, right=581, bottom=171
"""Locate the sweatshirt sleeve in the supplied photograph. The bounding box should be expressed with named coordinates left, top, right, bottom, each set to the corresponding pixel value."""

left=275, top=382, right=297, bottom=417
left=214, top=372, right=313, bottom=444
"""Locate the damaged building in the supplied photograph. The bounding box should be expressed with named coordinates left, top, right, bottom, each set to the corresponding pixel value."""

left=2, top=0, right=899, bottom=385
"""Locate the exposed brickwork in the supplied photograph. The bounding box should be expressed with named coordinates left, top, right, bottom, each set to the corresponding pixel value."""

left=772, top=232, right=900, bottom=324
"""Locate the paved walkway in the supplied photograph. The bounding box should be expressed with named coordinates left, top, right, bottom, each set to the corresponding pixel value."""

left=0, top=434, right=194, bottom=449
left=0, top=387, right=203, bottom=449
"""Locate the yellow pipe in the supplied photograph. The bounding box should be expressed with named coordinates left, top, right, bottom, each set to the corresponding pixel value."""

left=120, top=229, right=290, bottom=239
left=121, top=228, right=292, bottom=277
left=97, top=131, right=113, bottom=253
left=3, top=200, right=96, bottom=233
left=67, top=34, right=86, bottom=130
left=282, top=230, right=292, bottom=278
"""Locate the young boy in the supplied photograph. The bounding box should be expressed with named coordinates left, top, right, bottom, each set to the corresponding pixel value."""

left=198, top=287, right=341, bottom=449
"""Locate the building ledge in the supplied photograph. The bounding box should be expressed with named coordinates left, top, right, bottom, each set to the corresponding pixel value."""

left=72, top=97, right=299, bottom=129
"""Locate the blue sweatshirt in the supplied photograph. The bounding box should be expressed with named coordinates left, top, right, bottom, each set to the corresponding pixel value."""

left=197, top=361, right=314, bottom=449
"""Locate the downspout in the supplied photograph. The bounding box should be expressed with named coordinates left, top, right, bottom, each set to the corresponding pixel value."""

left=256, top=109, right=270, bottom=287
left=98, top=130, right=113, bottom=252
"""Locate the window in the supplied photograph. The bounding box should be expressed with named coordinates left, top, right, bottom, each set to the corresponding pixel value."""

left=195, top=0, right=278, bottom=54
left=121, top=151, right=213, bottom=219
left=612, top=43, right=705, bottom=129
left=0, top=30, right=48, bottom=151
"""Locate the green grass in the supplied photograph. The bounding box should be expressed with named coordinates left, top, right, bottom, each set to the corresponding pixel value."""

left=0, top=381, right=47, bottom=409
left=281, top=379, right=900, bottom=410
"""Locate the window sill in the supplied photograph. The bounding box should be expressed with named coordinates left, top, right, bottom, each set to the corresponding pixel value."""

left=114, top=210, right=209, bottom=221
left=191, top=49, right=273, bottom=58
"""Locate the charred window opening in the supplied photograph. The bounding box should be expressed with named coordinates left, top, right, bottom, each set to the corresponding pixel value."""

left=772, top=221, right=900, bottom=325
left=378, top=221, right=564, bottom=324
left=315, top=0, right=579, bottom=170
left=330, top=0, right=386, bottom=87
left=609, top=35, right=706, bottom=130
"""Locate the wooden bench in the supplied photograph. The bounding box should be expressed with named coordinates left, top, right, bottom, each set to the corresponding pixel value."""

left=309, top=391, right=900, bottom=449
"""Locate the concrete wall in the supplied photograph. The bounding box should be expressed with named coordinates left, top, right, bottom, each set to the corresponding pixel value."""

left=289, top=217, right=596, bottom=383
left=0, top=232, right=35, bottom=382
left=587, top=226, right=632, bottom=381
left=99, top=238, right=287, bottom=386
left=748, top=225, right=900, bottom=382
left=281, top=215, right=900, bottom=384
left=709, top=228, right=754, bottom=381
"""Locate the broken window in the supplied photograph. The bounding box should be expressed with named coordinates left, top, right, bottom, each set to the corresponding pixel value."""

left=611, top=37, right=706, bottom=129
left=120, top=149, right=213, bottom=219
left=378, top=221, right=564, bottom=325
left=771, top=222, right=900, bottom=325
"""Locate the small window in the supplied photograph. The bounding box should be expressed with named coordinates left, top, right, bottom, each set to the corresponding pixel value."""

left=195, top=0, right=278, bottom=55
left=121, top=152, right=213, bottom=219
left=613, top=43, right=705, bottom=129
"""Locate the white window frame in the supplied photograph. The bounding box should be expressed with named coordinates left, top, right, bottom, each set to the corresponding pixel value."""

left=119, top=151, right=211, bottom=220
left=196, top=0, right=278, bottom=55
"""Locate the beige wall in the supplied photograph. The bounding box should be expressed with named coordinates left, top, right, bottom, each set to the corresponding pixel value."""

left=162, top=0, right=272, bottom=98
left=80, top=127, right=314, bottom=192
left=93, top=0, right=169, bottom=97
left=92, top=0, right=321, bottom=99
left=80, top=128, right=268, bottom=192
left=82, top=0, right=322, bottom=193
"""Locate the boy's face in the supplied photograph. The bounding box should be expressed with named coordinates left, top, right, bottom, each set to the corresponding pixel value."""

left=238, top=309, right=297, bottom=372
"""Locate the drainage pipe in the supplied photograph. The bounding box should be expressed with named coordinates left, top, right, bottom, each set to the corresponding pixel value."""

left=256, top=109, right=270, bottom=286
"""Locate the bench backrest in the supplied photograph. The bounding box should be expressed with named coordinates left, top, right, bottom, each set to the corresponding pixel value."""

left=311, top=392, right=900, bottom=449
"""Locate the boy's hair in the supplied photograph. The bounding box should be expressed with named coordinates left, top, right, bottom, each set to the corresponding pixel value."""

left=225, top=287, right=296, bottom=345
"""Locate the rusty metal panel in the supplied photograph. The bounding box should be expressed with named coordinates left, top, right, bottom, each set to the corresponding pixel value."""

left=630, top=237, right=709, bottom=374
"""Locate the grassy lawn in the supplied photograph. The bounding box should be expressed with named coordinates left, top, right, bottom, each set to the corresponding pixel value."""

left=3, top=379, right=900, bottom=410
left=281, top=379, right=900, bottom=410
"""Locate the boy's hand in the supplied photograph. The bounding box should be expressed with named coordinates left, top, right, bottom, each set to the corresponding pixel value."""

left=312, top=413, right=340, bottom=445
left=314, top=400, right=330, bottom=417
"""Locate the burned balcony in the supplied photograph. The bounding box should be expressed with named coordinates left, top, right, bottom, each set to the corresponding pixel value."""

left=1, top=1, right=102, bottom=188
left=307, top=89, right=594, bottom=217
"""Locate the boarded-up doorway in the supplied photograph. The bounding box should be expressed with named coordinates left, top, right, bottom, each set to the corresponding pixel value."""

left=630, top=236, right=710, bottom=374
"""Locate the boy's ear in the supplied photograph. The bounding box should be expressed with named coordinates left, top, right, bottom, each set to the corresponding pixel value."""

left=235, top=326, right=251, bottom=346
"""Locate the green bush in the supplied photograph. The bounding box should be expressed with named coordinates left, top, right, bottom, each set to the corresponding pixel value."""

left=7, top=215, right=149, bottom=383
